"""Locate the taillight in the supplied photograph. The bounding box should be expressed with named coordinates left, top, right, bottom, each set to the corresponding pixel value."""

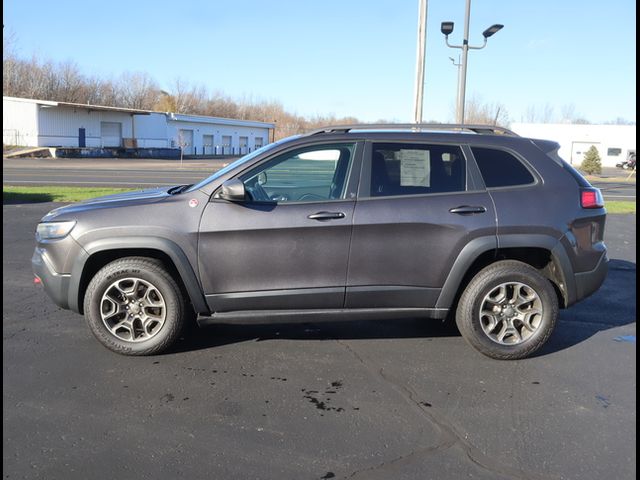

left=581, top=188, right=604, bottom=209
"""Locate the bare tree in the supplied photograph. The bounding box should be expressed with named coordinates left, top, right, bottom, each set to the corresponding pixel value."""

left=463, top=95, right=509, bottom=126
left=3, top=38, right=364, bottom=141
left=522, top=103, right=555, bottom=123
left=169, top=79, right=207, bottom=114
left=604, top=117, right=636, bottom=125
left=154, top=90, right=177, bottom=112
left=117, top=72, right=159, bottom=110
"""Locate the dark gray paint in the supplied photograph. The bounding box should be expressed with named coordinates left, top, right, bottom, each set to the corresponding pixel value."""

left=198, top=200, right=355, bottom=310
left=345, top=192, right=496, bottom=308
left=33, top=129, right=607, bottom=323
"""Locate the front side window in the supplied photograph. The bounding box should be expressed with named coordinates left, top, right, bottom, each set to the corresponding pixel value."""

left=471, top=147, right=535, bottom=188
left=369, top=143, right=466, bottom=197
left=240, top=143, right=355, bottom=203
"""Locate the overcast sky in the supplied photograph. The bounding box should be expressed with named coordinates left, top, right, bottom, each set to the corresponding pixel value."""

left=3, top=0, right=637, bottom=123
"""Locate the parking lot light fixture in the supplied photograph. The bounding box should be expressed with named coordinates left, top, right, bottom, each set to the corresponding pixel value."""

left=482, top=24, right=504, bottom=38
left=441, top=21, right=454, bottom=36
left=440, top=0, right=503, bottom=124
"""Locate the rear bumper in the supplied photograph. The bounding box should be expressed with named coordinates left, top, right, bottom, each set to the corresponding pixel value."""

left=574, top=251, right=608, bottom=303
left=32, top=247, right=71, bottom=310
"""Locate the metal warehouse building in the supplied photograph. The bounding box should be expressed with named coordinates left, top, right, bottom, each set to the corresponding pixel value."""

left=511, top=122, right=636, bottom=168
left=3, top=96, right=274, bottom=156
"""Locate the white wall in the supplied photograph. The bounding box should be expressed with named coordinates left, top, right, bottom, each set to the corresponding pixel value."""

left=511, top=123, right=636, bottom=167
left=3, top=98, right=39, bottom=146
left=133, top=113, right=169, bottom=147
left=38, top=106, right=135, bottom=147
left=3, top=97, right=272, bottom=152
left=166, top=119, right=270, bottom=155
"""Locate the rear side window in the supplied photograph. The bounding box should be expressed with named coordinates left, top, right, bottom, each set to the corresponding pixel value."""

left=471, top=147, right=535, bottom=188
left=369, top=143, right=466, bottom=197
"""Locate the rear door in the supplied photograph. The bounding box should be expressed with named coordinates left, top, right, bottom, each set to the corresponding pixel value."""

left=345, top=141, right=497, bottom=309
left=198, top=141, right=363, bottom=312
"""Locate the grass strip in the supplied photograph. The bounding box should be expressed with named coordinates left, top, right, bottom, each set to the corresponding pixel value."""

left=3, top=185, right=137, bottom=203
left=605, top=201, right=636, bottom=214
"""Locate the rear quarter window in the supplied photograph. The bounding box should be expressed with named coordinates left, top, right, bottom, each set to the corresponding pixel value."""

left=471, top=147, right=535, bottom=188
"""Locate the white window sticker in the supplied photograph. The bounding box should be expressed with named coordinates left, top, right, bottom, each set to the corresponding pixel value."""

left=399, top=149, right=431, bottom=187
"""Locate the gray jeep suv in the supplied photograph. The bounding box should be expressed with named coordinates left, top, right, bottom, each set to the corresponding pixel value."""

left=32, top=124, right=608, bottom=359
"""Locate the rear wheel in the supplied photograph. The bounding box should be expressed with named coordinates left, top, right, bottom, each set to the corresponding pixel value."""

left=84, top=257, right=186, bottom=355
left=455, top=260, right=558, bottom=360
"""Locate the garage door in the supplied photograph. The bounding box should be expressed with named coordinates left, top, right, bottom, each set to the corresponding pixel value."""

left=203, top=134, right=214, bottom=155
left=179, top=129, right=194, bottom=155
left=239, top=136, right=248, bottom=154
left=100, top=122, right=122, bottom=147
left=222, top=135, right=232, bottom=155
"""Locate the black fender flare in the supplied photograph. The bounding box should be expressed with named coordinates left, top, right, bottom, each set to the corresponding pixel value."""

left=68, top=236, right=209, bottom=315
left=435, top=234, right=575, bottom=310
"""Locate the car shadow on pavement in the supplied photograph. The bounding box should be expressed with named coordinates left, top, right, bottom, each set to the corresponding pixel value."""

left=172, top=317, right=460, bottom=355
left=3, top=191, right=54, bottom=204
left=535, top=258, right=636, bottom=357
left=171, top=259, right=636, bottom=358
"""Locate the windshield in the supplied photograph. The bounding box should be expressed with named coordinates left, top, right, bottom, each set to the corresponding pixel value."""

left=186, top=137, right=299, bottom=193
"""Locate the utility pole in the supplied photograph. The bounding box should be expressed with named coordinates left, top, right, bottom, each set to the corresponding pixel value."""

left=413, top=0, right=428, bottom=124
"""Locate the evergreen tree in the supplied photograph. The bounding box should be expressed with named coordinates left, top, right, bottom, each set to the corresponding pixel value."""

left=581, top=146, right=602, bottom=175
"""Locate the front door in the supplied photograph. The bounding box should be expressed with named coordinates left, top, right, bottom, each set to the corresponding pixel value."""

left=345, top=141, right=497, bottom=309
left=78, top=128, right=86, bottom=147
left=198, top=142, right=362, bottom=312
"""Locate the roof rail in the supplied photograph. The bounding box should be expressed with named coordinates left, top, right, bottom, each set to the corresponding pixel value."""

left=306, top=123, right=519, bottom=137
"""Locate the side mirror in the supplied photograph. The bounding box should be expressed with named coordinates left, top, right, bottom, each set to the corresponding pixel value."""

left=219, top=179, right=246, bottom=202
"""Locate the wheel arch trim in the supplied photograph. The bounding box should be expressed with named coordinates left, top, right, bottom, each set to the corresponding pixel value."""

left=436, top=234, right=576, bottom=309
left=69, top=236, right=209, bottom=315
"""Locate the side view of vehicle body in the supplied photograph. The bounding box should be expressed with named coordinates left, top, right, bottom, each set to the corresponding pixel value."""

left=33, top=124, right=608, bottom=359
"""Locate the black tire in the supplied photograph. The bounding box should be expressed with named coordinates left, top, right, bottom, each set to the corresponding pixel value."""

left=83, top=257, right=186, bottom=356
left=455, top=260, right=558, bottom=360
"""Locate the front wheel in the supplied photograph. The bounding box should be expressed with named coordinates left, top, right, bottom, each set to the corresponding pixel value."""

left=455, top=260, right=558, bottom=360
left=83, top=257, right=186, bottom=355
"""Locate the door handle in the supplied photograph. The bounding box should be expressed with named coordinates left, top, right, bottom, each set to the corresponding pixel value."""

left=449, top=205, right=487, bottom=215
left=307, top=211, right=346, bottom=220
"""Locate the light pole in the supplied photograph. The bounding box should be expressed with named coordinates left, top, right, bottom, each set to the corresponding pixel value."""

left=440, top=0, right=503, bottom=124
left=413, top=0, right=428, bottom=124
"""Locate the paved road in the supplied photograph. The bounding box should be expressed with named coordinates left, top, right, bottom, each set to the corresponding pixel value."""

left=594, top=180, right=637, bottom=201
left=3, top=203, right=636, bottom=480
left=3, top=158, right=636, bottom=200
left=2, top=157, right=231, bottom=188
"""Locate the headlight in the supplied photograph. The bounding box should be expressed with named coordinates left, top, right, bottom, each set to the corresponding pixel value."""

left=36, top=221, right=76, bottom=240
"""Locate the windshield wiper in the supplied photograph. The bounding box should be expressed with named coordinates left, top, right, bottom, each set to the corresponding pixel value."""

left=167, top=184, right=192, bottom=195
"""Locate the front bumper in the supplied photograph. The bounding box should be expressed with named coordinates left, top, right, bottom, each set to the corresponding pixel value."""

left=32, top=247, right=71, bottom=310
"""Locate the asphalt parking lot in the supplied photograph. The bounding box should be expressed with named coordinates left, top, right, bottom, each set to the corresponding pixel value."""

left=3, top=203, right=636, bottom=480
